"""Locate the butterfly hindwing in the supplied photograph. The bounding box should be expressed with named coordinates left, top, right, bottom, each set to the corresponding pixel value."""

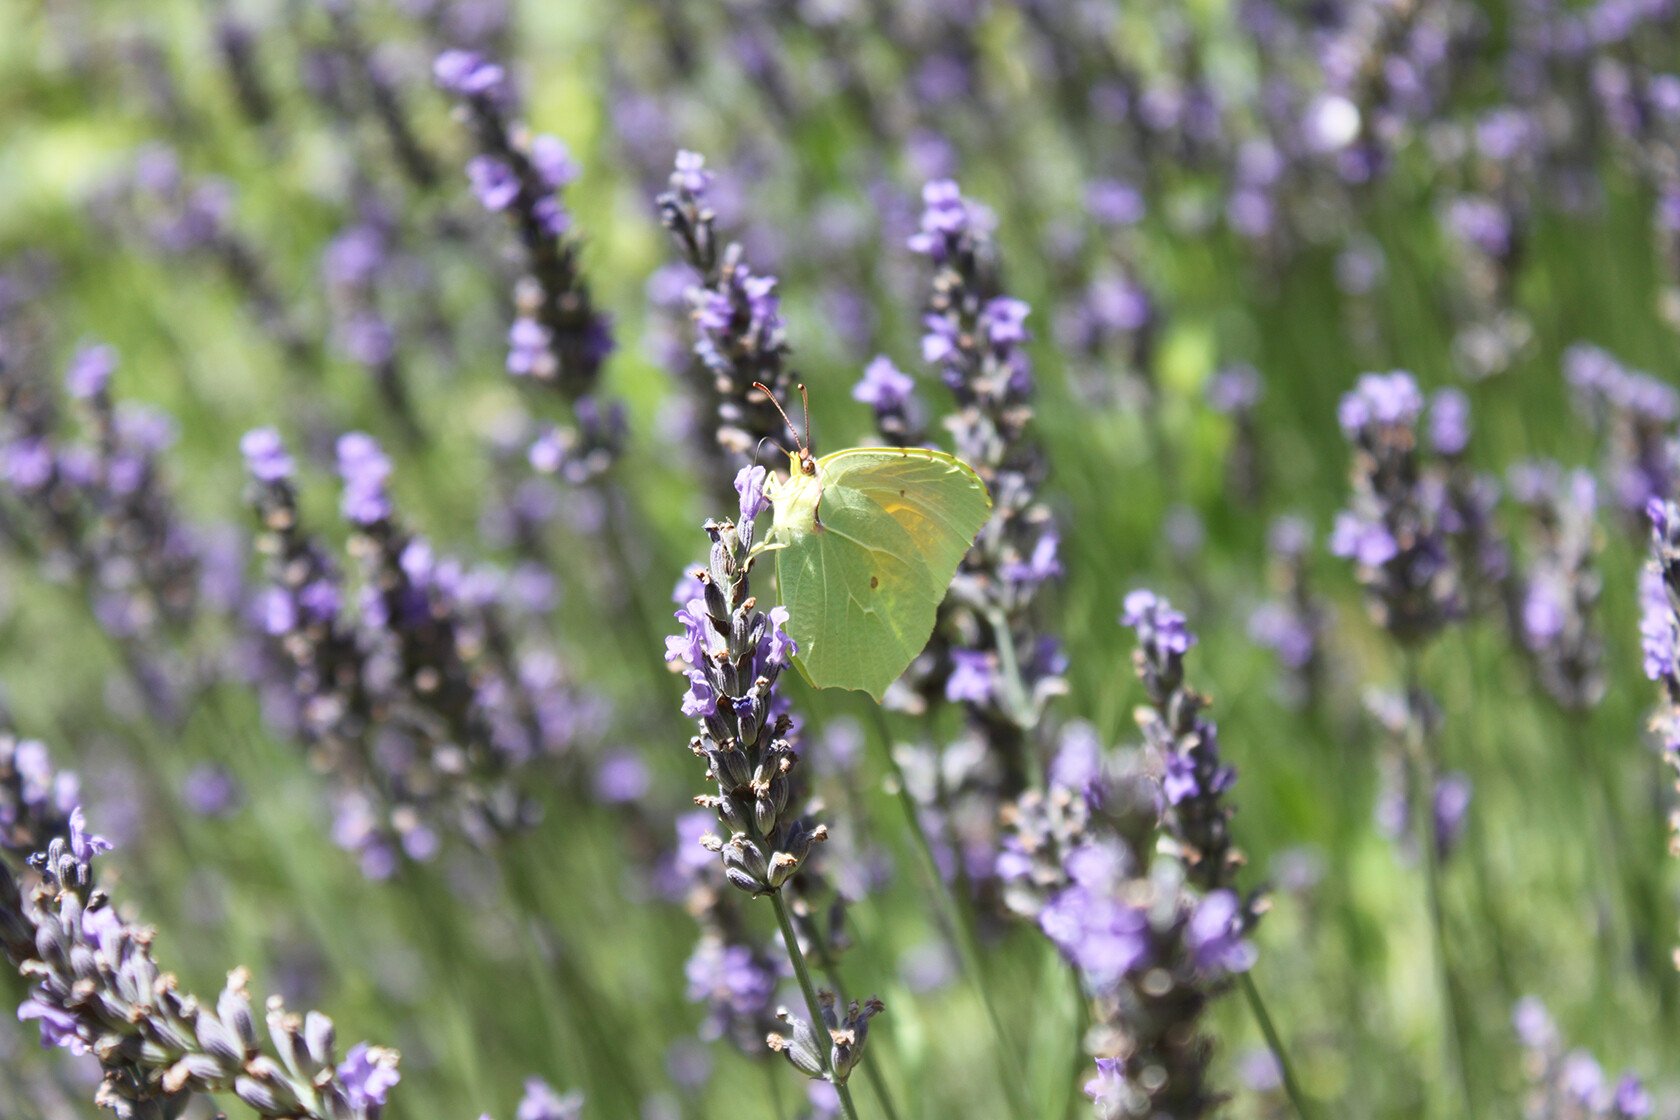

left=781, top=481, right=939, bottom=700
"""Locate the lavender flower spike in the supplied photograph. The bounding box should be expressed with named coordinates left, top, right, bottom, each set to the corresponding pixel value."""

left=669, top=469, right=878, bottom=1111
left=657, top=150, right=795, bottom=475
left=0, top=738, right=401, bottom=1120
left=435, top=49, right=613, bottom=403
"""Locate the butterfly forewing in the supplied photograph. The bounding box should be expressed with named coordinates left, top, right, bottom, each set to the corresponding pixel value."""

left=821, top=449, right=992, bottom=578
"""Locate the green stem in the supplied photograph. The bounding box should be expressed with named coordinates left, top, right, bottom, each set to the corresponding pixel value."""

left=867, top=707, right=1033, bottom=1120
left=982, top=604, right=1035, bottom=734
left=770, top=891, right=862, bottom=1120
left=1239, top=970, right=1314, bottom=1120
left=1402, top=654, right=1475, bottom=1120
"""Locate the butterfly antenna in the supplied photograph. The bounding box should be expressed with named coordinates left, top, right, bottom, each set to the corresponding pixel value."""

left=798, top=383, right=812, bottom=448
left=752, top=381, right=806, bottom=454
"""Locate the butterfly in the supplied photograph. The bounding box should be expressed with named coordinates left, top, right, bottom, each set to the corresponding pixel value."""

left=754, top=385, right=991, bottom=702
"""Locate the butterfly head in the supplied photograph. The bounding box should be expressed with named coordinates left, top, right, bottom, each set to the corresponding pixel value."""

left=754, top=381, right=818, bottom=477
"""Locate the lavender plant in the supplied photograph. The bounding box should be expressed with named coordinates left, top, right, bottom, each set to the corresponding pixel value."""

left=1001, top=592, right=1288, bottom=1120
left=666, top=466, right=880, bottom=1115
left=0, top=736, right=404, bottom=1120
left=434, top=49, right=613, bottom=407
left=243, top=427, right=577, bottom=876
left=657, top=152, right=797, bottom=483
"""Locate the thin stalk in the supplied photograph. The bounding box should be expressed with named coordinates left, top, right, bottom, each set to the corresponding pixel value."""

left=1239, top=970, right=1314, bottom=1120
left=497, top=844, right=642, bottom=1116
left=1401, top=654, right=1476, bottom=1120
left=1574, top=713, right=1668, bottom=1005
left=867, top=706, right=1033, bottom=1120
left=767, top=1061, right=789, bottom=1120
left=982, top=604, right=1036, bottom=734
left=770, top=890, right=862, bottom=1120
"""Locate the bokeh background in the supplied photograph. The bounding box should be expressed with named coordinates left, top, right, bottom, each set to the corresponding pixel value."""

left=2, top=1, right=1679, bottom=1118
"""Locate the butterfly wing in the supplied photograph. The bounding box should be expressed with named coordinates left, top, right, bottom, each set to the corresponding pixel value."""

left=777, top=448, right=990, bottom=701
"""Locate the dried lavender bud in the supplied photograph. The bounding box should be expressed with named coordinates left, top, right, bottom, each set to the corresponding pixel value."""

left=0, top=740, right=400, bottom=1120
left=767, top=991, right=884, bottom=1086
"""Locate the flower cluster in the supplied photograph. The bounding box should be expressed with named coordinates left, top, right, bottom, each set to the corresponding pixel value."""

left=1513, top=998, right=1652, bottom=1119
left=1331, top=371, right=1465, bottom=643
left=435, top=49, right=614, bottom=404
left=1508, top=461, right=1606, bottom=710
left=905, top=178, right=1066, bottom=775
left=90, top=145, right=315, bottom=369
left=319, top=209, right=423, bottom=438
left=668, top=468, right=883, bottom=1097
left=657, top=152, right=796, bottom=479
left=668, top=466, right=821, bottom=897
left=1004, top=593, right=1258, bottom=1119
left=0, top=738, right=402, bottom=1120
left=1366, top=687, right=1473, bottom=864
left=1565, top=344, right=1678, bottom=525
left=0, top=339, right=206, bottom=723
left=1121, top=591, right=1244, bottom=892
left=244, top=428, right=582, bottom=877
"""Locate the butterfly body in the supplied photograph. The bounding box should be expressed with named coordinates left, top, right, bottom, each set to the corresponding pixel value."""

left=764, top=446, right=991, bottom=701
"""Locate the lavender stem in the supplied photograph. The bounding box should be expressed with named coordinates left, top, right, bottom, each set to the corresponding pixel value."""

left=770, top=891, right=861, bottom=1120
left=866, top=706, right=1030, bottom=1120
left=1403, top=656, right=1475, bottom=1120
left=1238, top=970, right=1314, bottom=1120
left=981, top=603, right=1036, bottom=733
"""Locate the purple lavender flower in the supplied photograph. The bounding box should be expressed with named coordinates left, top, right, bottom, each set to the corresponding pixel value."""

left=515, top=1077, right=583, bottom=1120
left=1039, top=881, right=1150, bottom=985
left=658, top=151, right=796, bottom=479
left=1185, top=889, right=1258, bottom=976
left=1084, top=179, right=1145, bottom=225
left=1430, top=388, right=1471, bottom=457
left=1084, top=1057, right=1126, bottom=1118
left=337, top=432, right=393, bottom=527
left=64, top=344, right=116, bottom=401
left=1332, top=370, right=1462, bottom=642
left=438, top=48, right=613, bottom=404
left=1, top=749, right=401, bottom=1119
left=1567, top=344, right=1677, bottom=520
left=1433, top=772, right=1472, bottom=860
left=338, top=1042, right=402, bottom=1108
left=241, top=427, right=294, bottom=482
